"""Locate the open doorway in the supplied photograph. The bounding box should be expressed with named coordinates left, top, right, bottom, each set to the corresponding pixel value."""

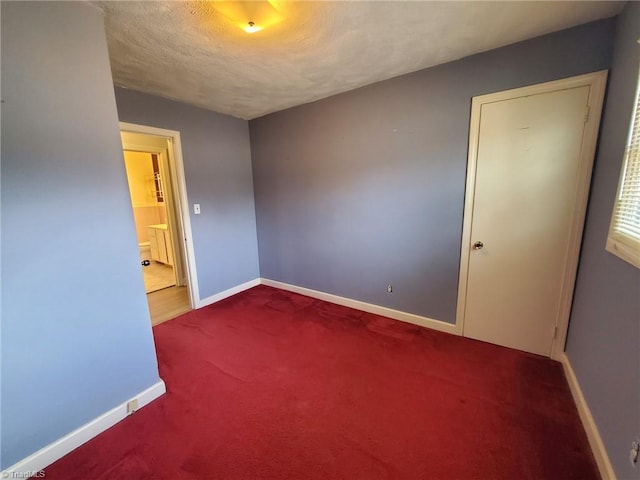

left=120, top=123, right=197, bottom=325
left=123, top=149, right=177, bottom=293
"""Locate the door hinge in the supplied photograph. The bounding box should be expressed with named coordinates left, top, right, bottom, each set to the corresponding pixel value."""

left=584, top=105, right=591, bottom=123
left=553, top=325, right=558, bottom=338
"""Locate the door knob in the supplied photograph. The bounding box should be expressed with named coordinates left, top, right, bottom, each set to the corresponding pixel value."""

left=473, top=241, right=484, bottom=250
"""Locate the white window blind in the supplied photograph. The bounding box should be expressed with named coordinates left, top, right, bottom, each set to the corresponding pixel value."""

left=606, top=70, right=640, bottom=268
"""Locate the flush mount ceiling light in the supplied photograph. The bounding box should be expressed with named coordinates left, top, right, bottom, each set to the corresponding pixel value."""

left=244, top=21, right=261, bottom=34
left=213, top=1, right=284, bottom=34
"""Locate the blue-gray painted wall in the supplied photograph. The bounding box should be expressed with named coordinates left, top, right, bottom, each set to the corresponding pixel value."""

left=2, top=2, right=636, bottom=477
left=566, top=3, right=640, bottom=479
left=1, top=2, right=161, bottom=468
left=249, top=19, right=615, bottom=323
left=114, top=88, right=260, bottom=300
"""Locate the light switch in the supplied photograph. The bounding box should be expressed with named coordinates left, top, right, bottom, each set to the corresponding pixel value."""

left=193, top=203, right=201, bottom=214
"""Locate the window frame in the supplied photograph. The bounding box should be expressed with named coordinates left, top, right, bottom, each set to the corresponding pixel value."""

left=606, top=70, right=640, bottom=269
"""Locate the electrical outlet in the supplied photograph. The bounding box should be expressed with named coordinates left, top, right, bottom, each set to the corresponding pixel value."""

left=387, top=284, right=393, bottom=293
left=631, top=439, right=639, bottom=467
left=127, top=399, right=139, bottom=414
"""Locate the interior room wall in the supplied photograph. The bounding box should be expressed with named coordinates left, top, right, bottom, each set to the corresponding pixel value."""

left=1, top=1, right=161, bottom=469
left=565, top=2, right=640, bottom=478
left=114, top=88, right=260, bottom=301
left=249, top=18, right=615, bottom=324
left=123, top=150, right=165, bottom=244
left=2, top=2, right=634, bottom=476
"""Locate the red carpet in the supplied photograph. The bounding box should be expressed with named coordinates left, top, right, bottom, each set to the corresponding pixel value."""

left=43, top=285, right=598, bottom=479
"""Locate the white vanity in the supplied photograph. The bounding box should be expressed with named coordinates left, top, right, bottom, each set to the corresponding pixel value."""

left=148, top=224, right=174, bottom=266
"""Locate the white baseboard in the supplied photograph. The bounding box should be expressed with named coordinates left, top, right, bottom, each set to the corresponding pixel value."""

left=260, top=278, right=457, bottom=335
left=2, top=380, right=166, bottom=477
left=560, top=353, right=616, bottom=479
left=196, top=278, right=261, bottom=309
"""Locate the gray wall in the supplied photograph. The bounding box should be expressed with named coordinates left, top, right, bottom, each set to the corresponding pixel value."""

left=566, top=3, right=640, bottom=479
left=114, top=88, right=260, bottom=301
left=1, top=2, right=161, bottom=468
left=250, top=19, right=615, bottom=323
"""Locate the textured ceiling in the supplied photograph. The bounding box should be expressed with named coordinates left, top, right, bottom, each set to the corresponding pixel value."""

left=97, top=1, right=623, bottom=120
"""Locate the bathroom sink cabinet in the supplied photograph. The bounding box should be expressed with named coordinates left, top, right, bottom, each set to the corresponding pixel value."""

left=148, top=225, right=174, bottom=266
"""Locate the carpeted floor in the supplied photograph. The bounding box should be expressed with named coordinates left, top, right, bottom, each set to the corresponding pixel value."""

left=43, top=285, right=598, bottom=479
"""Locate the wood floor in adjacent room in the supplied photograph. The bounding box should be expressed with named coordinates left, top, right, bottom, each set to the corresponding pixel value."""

left=142, top=262, right=176, bottom=294
left=147, top=285, right=191, bottom=326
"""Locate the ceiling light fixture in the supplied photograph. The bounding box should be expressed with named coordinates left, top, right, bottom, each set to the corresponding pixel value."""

left=212, top=2, right=282, bottom=34
left=244, top=21, right=262, bottom=34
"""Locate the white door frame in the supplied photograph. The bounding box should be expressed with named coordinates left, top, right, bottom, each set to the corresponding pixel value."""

left=455, top=71, right=608, bottom=360
left=120, top=121, right=200, bottom=310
